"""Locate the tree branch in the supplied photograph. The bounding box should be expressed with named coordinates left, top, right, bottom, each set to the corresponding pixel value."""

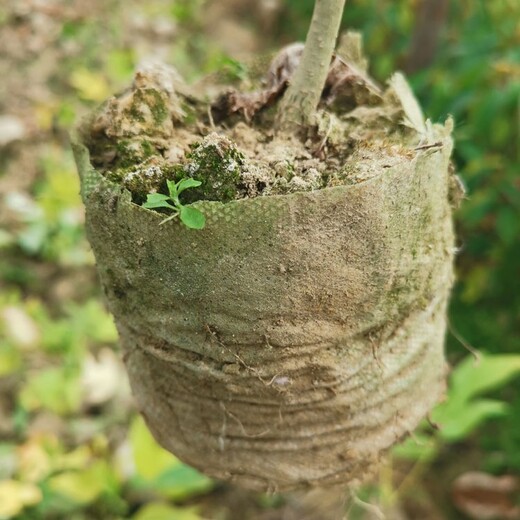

left=276, top=0, right=346, bottom=131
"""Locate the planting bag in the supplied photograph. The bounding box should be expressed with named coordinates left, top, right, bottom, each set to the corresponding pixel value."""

left=73, top=120, right=455, bottom=491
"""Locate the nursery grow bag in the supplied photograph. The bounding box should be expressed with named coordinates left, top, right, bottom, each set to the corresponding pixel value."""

left=73, top=113, right=455, bottom=491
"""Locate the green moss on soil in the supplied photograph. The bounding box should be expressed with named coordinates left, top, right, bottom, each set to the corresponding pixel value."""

left=127, top=88, right=170, bottom=126
left=181, top=134, right=245, bottom=203
left=113, top=139, right=157, bottom=169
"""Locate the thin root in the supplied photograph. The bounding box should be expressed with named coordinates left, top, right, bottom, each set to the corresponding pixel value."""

left=221, top=402, right=271, bottom=438
left=448, top=318, right=481, bottom=363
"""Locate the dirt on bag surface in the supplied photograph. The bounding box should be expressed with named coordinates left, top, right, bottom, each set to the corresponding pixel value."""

left=75, top=43, right=458, bottom=491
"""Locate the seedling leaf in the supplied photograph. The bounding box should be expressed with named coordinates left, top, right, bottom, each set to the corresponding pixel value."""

left=143, top=177, right=205, bottom=229
left=176, top=178, right=202, bottom=194
left=180, top=206, right=205, bottom=229
left=143, top=193, right=176, bottom=210
left=144, top=193, right=170, bottom=202
left=143, top=201, right=176, bottom=210
left=166, top=180, right=178, bottom=199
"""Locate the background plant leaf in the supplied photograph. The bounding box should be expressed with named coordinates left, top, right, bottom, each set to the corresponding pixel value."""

left=449, top=354, right=520, bottom=404
left=433, top=399, right=510, bottom=442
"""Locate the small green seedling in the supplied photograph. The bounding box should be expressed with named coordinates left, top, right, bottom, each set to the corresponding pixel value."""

left=142, top=178, right=206, bottom=229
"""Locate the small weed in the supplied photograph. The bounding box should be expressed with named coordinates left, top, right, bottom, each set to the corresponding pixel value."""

left=142, top=178, right=206, bottom=229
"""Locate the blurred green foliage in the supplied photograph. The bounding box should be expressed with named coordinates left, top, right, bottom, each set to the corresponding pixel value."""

left=3, top=148, right=89, bottom=266
left=0, top=295, right=211, bottom=519
left=394, top=354, right=520, bottom=460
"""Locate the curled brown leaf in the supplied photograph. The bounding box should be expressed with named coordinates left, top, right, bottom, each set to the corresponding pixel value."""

left=211, top=43, right=304, bottom=123
left=323, top=54, right=383, bottom=111
left=211, top=41, right=383, bottom=123
left=452, top=471, right=520, bottom=520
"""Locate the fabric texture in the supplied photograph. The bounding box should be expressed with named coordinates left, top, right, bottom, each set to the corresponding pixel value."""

left=73, top=123, right=455, bottom=491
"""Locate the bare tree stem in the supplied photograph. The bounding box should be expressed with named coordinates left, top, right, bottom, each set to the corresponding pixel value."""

left=276, top=0, right=346, bottom=131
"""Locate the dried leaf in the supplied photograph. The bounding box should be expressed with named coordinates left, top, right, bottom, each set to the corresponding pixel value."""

left=452, top=472, right=520, bottom=520
left=81, top=348, right=128, bottom=407
left=211, top=87, right=281, bottom=123
left=210, top=44, right=305, bottom=122
left=388, top=73, right=427, bottom=134
left=0, top=115, right=26, bottom=146
left=265, top=42, right=304, bottom=89
left=337, top=31, right=369, bottom=72
left=17, top=438, right=53, bottom=483
left=1, top=306, right=40, bottom=350
left=212, top=41, right=383, bottom=122
left=323, top=55, right=383, bottom=111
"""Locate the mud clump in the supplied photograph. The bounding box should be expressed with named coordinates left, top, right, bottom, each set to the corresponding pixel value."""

left=81, top=40, right=446, bottom=208
left=181, top=133, right=245, bottom=203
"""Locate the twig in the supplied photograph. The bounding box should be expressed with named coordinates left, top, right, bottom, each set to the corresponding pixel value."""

left=315, top=116, right=333, bottom=157
left=414, top=141, right=443, bottom=151
left=448, top=318, right=481, bottom=363
left=207, top=104, right=215, bottom=130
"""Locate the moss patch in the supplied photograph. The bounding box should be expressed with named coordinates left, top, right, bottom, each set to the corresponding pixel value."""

left=180, top=133, right=245, bottom=203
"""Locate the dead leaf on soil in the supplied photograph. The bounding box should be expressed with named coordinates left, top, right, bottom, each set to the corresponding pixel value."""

left=323, top=54, right=383, bottom=111
left=0, top=480, right=42, bottom=518
left=211, top=41, right=383, bottom=122
left=265, top=42, right=304, bottom=89
left=452, top=471, right=520, bottom=520
left=211, top=43, right=303, bottom=122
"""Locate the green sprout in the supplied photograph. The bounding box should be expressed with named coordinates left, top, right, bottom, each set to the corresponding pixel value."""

left=142, top=178, right=206, bottom=229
